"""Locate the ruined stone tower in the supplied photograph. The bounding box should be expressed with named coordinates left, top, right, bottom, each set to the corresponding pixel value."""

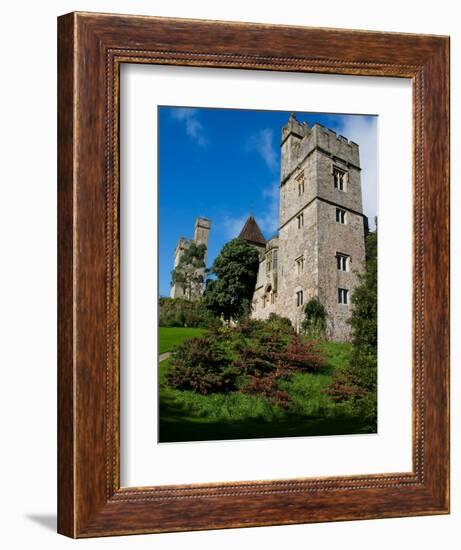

left=170, top=217, right=211, bottom=299
left=251, top=114, right=366, bottom=341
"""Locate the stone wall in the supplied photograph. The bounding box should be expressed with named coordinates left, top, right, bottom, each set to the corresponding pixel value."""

left=170, top=217, right=211, bottom=299
left=276, top=200, right=319, bottom=332
left=316, top=200, right=365, bottom=340
left=251, top=115, right=367, bottom=341
left=252, top=239, right=279, bottom=320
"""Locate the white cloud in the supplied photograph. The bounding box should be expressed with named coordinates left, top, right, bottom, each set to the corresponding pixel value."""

left=336, top=115, right=378, bottom=229
left=221, top=214, right=249, bottom=240
left=170, top=107, right=207, bottom=147
left=246, top=128, right=278, bottom=172
left=219, top=181, right=280, bottom=241
left=258, top=182, right=279, bottom=236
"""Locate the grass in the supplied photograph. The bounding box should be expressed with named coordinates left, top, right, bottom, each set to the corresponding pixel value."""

left=158, top=327, right=205, bottom=354
left=318, top=340, right=353, bottom=372
left=158, top=333, right=373, bottom=443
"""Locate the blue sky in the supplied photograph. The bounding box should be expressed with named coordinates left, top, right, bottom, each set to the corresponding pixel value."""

left=159, top=106, right=377, bottom=297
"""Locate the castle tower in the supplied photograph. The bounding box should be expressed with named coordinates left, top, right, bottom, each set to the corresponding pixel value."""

left=194, top=217, right=211, bottom=248
left=280, top=113, right=309, bottom=181
left=170, top=217, right=211, bottom=300
left=252, top=114, right=366, bottom=340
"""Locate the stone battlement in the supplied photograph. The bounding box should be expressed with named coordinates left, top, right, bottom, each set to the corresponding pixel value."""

left=253, top=112, right=366, bottom=340
left=195, top=217, right=211, bottom=229
left=281, top=116, right=360, bottom=180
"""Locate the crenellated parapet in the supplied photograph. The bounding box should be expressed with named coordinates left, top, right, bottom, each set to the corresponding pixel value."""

left=252, top=112, right=367, bottom=340
left=281, top=116, right=361, bottom=185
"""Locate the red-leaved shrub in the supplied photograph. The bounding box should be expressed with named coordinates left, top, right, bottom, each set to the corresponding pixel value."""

left=166, top=335, right=238, bottom=395
left=237, top=335, right=325, bottom=406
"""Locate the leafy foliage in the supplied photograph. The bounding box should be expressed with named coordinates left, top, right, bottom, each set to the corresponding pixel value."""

left=159, top=297, right=217, bottom=328
left=171, top=242, right=207, bottom=299
left=325, top=227, right=378, bottom=429
left=302, top=297, right=327, bottom=339
left=234, top=314, right=294, bottom=341
left=164, top=315, right=325, bottom=408
left=237, top=335, right=325, bottom=377
left=203, top=238, right=260, bottom=321
left=241, top=374, right=291, bottom=409
left=236, top=334, right=325, bottom=407
left=159, top=330, right=374, bottom=441
left=166, top=333, right=239, bottom=395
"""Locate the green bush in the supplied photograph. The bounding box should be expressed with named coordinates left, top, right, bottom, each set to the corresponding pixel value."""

left=267, top=313, right=295, bottom=334
left=302, top=298, right=327, bottom=339
left=164, top=316, right=325, bottom=409
left=234, top=314, right=294, bottom=342
left=166, top=334, right=239, bottom=395
left=325, top=228, right=378, bottom=429
left=159, top=297, right=218, bottom=328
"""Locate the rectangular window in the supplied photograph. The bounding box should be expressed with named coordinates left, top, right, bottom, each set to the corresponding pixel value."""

left=297, top=213, right=304, bottom=228
left=338, top=288, right=349, bottom=305
left=296, top=290, right=304, bottom=307
left=266, top=251, right=272, bottom=274
left=333, top=167, right=347, bottom=191
left=336, top=208, right=346, bottom=224
left=272, top=250, right=278, bottom=271
left=336, top=253, right=350, bottom=271
left=295, top=256, right=305, bottom=274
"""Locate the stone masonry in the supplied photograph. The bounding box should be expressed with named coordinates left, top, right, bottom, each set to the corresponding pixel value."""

left=249, top=113, right=367, bottom=341
left=170, top=217, right=211, bottom=299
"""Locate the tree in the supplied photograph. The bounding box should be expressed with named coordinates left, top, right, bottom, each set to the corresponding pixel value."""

left=326, top=225, right=378, bottom=429
left=171, top=242, right=207, bottom=300
left=302, top=297, right=327, bottom=339
left=203, top=238, right=260, bottom=322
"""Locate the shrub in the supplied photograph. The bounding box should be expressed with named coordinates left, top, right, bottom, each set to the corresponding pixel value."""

left=242, top=373, right=291, bottom=409
left=325, top=227, right=377, bottom=429
left=281, top=336, right=326, bottom=372
left=267, top=313, right=293, bottom=330
left=233, top=318, right=267, bottom=339
left=302, top=298, right=327, bottom=339
left=159, top=297, right=218, bottom=328
left=236, top=344, right=281, bottom=377
left=237, top=334, right=324, bottom=374
left=237, top=334, right=325, bottom=406
left=266, top=313, right=296, bottom=338
left=164, top=317, right=325, bottom=407
left=233, top=315, right=294, bottom=345
left=165, top=334, right=238, bottom=395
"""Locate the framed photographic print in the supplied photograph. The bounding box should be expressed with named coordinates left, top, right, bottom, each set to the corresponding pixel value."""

left=58, top=12, right=450, bottom=537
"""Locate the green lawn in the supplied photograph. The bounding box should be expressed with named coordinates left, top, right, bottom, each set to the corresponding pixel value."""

left=158, top=327, right=206, bottom=354
left=158, top=336, right=373, bottom=442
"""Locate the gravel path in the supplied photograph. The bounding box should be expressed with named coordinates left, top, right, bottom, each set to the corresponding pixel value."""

left=159, top=352, right=172, bottom=362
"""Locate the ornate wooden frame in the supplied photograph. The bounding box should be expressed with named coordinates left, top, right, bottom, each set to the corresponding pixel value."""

left=57, top=12, right=450, bottom=538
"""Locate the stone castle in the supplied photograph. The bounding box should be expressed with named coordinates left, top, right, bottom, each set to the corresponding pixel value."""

left=170, top=217, right=211, bottom=299
left=170, top=113, right=367, bottom=341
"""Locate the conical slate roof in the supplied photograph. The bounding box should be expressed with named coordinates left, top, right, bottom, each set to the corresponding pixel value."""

left=238, top=216, right=267, bottom=247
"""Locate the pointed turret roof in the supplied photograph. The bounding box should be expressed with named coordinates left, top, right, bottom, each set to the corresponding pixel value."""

left=238, top=216, right=267, bottom=247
